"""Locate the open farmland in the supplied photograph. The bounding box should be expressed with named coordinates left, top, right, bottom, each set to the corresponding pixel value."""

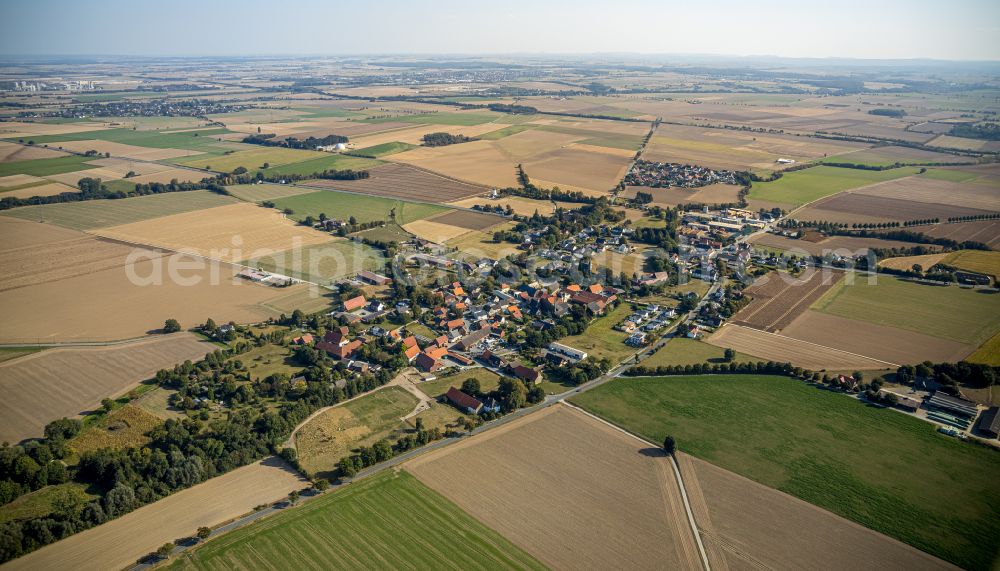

left=167, top=470, right=545, bottom=571
left=41, top=139, right=200, bottom=161
left=847, top=175, right=1000, bottom=212
left=878, top=252, right=952, bottom=271
left=406, top=404, right=703, bottom=571
left=707, top=324, right=894, bottom=369
left=446, top=222, right=519, bottom=259
left=423, top=208, right=505, bottom=230
left=4, top=458, right=307, bottom=571
left=781, top=311, right=973, bottom=364
left=749, top=232, right=936, bottom=256
left=0, top=154, right=99, bottom=178
left=0, top=141, right=69, bottom=162
left=907, top=220, right=1000, bottom=249
left=221, top=183, right=313, bottom=202
left=295, top=386, right=419, bottom=478
left=643, top=338, right=755, bottom=368
left=243, top=240, right=384, bottom=284
left=272, top=188, right=448, bottom=225
left=803, top=192, right=995, bottom=223
left=944, top=249, right=1000, bottom=278
left=680, top=453, right=959, bottom=571
left=94, top=202, right=336, bottom=263
left=1, top=181, right=76, bottom=199
left=302, top=162, right=486, bottom=203
left=813, top=275, right=1000, bottom=346
left=571, top=374, right=1000, bottom=570
left=748, top=165, right=921, bottom=207
left=260, top=153, right=383, bottom=176
left=623, top=183, right=742, bottom=206
left=731, top=269, right=843, bottom=331
left=177, top=146, right=326, bottom=172
left=522, top=146, right=630, bottom=195
left=2, top=190, right=237, bottom=230
left=0, top=333, right=212, bottom=443
left=390, top=140, right=520, bottom=188
left=822, top=145, right=977, bottom=166
left=446, top=195, right=576, bottom=216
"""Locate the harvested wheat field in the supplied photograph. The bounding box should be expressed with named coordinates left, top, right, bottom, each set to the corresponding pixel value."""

left=522, top=147, right=630, bottom=194
left=805, top=193, right=993, bottom=223
left=45, top=139, right=198, bottom=161
left=305, top=162, right=487, bottom=203
left=624, top=183, right=742, bottom=206
left=707, top=324, right=894, bottom=370
left=0, top=121, right=109, bottom=139
left=390, top=141, right=520, bottom=189
left=878, top=252, right=952, bottom=271
left=126, top=167, right=204, bottom=184
left=732, top=269, right=842, bottom=332
left=781, top=311, right=973, bottom=364
left=0, top=253, right=302, bottom=343
left=446, top=196, right=576, bottom=216
left=908, top=220, right=1000, bottom=250
left=0, top=141, right=69, bottom=162
left=0, top=333, right=212, bottom=443
left=849, top=176, right=1000, bottom=212
left=1, top=182, right=77, bottom=199
left=83, top=157, right=177, bottom=176
left=406, top=404, right=702, bottom=571
left=0, top=173, right=45, bottom=188
left=94, top=202, right=335, bottom=263
left=678, top=453, right=959, bottom=571
left=3, top=457, right=307, bottom=571
left=402, top=218, right=473, bottom=243
left=749, top=232, right=924, bottom=257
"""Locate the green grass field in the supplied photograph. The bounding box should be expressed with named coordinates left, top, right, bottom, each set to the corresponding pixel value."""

left=477, top=124, right=536, bottom=140
left=349, top=141, right=418, bottom=158
left=560, top=303, right=638, bottom=362
left=166, top=470, right=545, bottom=571
left=642, top=338, right=755, bottom=367
left=224, top=183, right=314, bottom=203
left=748, top=165, right=921, bottom=206
left=415, top=367, right=504, bottom=399
left=0, top=347, right=45, bottom=364
left=0, top=483, right=96, bottom=525
left=571, top=374, right=1000, bottom=570
left=176, top=147, right=326, bottom=173
left=967, top=331, right=1000, bottom=366
left=0, top=155, right=98, bottom=178
left=243, top=240, right=384, bottom=285
left=537, top=125, right=644, bottom=150
left=261, top=154, right=383, bottom=177
left=365, top=111, right=502, bottom=126
left=812, top=275, right=1000, bottom=346
left=352, top=223, right=413, bottom=244
left=14, top=128, right=233, bottom=154
left=273, top=189, right=448, bottom=225
left=2, top=190, right=237, bottom=230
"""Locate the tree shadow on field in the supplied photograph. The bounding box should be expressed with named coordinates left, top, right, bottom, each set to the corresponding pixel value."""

left=638, top=447, right=666, bottom=458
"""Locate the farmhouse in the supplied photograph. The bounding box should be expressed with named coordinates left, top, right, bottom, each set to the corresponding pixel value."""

left=343, top=295, right=367, bottom=312
left=454, top=328, right=490, bottom=352
left=511, top=364, right=541, bottom=385
left=357, top=270, right=392, bottom=286
left=445, top=387, right=483, bottom=414
left=415, top=352, right=443, bottom=373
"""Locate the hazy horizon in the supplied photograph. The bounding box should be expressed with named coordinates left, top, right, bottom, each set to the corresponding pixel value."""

left=2, top=0, right=999, bottom=61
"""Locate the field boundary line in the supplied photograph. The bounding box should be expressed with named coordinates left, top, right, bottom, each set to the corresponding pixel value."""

left=560, top=401, right=711, bottom=571
left=724, top=324, right=900, bottom=368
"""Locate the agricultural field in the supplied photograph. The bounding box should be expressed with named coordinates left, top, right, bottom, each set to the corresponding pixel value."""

left=390, top=140, right=520, bottom=188
left=272, top=189, right=448, bottom=225
left=731, top=269, right=843, bottom=332
left=680, top=453, right=959, bottom=571
left=642, top=338, right=755, bottom=367
left=748, top=165, right=922, bottom=208
left=259, top=153, right=383, bottom=176
left=622, top=183, right=742, bottom=206
left=749, top=231, right=938, bottom=257
left=835, top=174, right=1000, bottom=212
left=446, top=195, right=576, bottom=216
left=294, top=386, right=419, bottom=478
left=966, top=331, right=1000, bottom=366
left=167, top=470, right=545, bottom=571
left=558, top=303, right=638, bottom=362
left=878, top=252, right=952, bottom=271
left=408, top=404, right=702, bottom=570
left=302, top=162, right=486, bottom=203
left=944, top=249, right=1000, bottom=278
left=4, top=458, right=307, bottom=571
left=177, top=147, right=326, bottom=173
left=2, top=190, right=238, bottom=231
left=0, top=141, right=71, bottom=162
left=349, top=141, right=418, bottom=157
left=446, top=223, right=519, bottom=260
left=223, top=183, right=314, bottom=203
left=707, top=324, right=893, bottom=370
left=243, top=239, right=384, bottom=284
left=93, top=202, right=336, bottom=263
left=402, top=218, right=475, bottom=243
left=424, top=208, right=505, bottom=230
left=0, top=347, right=44, bottom=364
left=821, top=145, right=977, bottom=167
left=0, top=333, right=213, bottom=443
left=802, top=191, right=995, bottom=224
left=908, top=220, right=1000, bottom=250
left=572, top=374, right=1000, bottom=570
left=0, top=154, right=99, bottom=178
left=812, top=275, right=1000, bottom=347
left=16, top=127, right=236, bottom=156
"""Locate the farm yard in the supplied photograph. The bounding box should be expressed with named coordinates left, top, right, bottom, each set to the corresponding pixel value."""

left=572, top=374, right=1000, bottom=570
left=302, top=163, right=487, bottom=203
left=4, top=458, right=307, bottom=571
left=0, top=333, right=212, bottom=443
left=166, top=470, right=545, bottom=571
left=406, top=405, right=703, bottom=571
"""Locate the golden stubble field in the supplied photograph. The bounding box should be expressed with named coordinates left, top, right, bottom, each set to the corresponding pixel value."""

left=707, top=324, right=894, bottom=370
left=406, top=404, right=703, bottom=571
left=94, top=202, right=337, bottom=263
left=3, top=458, right=308, bottom=571
left=0, top=333, right=212, bottom=443
left=679, top=453, right=959, bottom=571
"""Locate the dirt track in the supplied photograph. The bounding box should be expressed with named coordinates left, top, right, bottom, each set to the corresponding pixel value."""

left=406, top=405, right=702, bottom=571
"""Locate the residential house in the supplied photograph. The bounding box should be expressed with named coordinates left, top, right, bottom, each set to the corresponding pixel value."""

left=445, top=387, right=483, bottom=414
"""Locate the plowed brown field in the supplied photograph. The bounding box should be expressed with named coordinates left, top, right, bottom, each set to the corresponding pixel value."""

left=732, top=270, right=842, bottom=332
left=304, top=162, right=487, bottom=203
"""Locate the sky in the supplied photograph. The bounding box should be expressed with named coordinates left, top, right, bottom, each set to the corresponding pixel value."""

left=1, top=0, right=999, bottom=60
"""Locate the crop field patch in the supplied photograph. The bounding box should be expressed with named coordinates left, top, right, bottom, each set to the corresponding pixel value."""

left=272, top=188, right=448, bottom=225
left=0, top=229, right=134, bottom=292
left=707, top=324, right=893, bottom=370
left=749, top=232, right=937, bottom=257
left=1, top=181, right=77, bottom=199
left=390, top=140, right=520, bottom=189
left=6, top=458, right=307, bottom=571
left=808, top=193, right=995, bottom=222
left=623, top=183, right=742, bottom=206
left=407, top=405, right=703, bottom=571
left=224, top=183, right=314, bottom=203
left=125, top=168, right=205, bottom=185
left=748, top=166, right=921, bottom=206
left=823, top=145, right=976, bottom=166
left=2, top=190, right=238, bottom=230
left=522, top=147, right=630, bottom=194
left=177, top=146, right=327, bottom=172
left=0, top=154, right=100, bottom=178
left=243, top=240, right=384, bottom=285
left=260, top=153, right=383, bottom=177
left=812, top=275, right=1000, bottom=346
left=905, top=220, right=1000, bottom=250
left=446, top=195, right=576, bottom=216
left=0, top=333, right=212, bottom=443
left=94, top=202, right=336, bottom=263
left=0, top=141, right=70, bottom=163
left=303, top=162, right=487, bottom=203
left=445, top=223, right=520, bottom=260
left=878, top=252, right=952, bottom=271
left=842, top=176, right=1000, bottom=212
left=43, top=139, right=200, bottom=161
left=167, top=470, right=544, bottom=571
left=424, top=208, right=505, bottom=231
left=402, top=219, right=473, bottom=243
left=643, top=338, right=756, bottom=368
left=732, top=269, right=843, bottom=332
left=943, top=249, right=1000, bottom=278
left=571, top=374, right=1000, bottom=570
left=69, top=405, right=163, bottom=455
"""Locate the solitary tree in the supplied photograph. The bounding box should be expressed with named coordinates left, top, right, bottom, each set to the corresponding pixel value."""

left=723, top=348, right=736, bottom=362
left=196, top=527, right=211, bottom=540
left=163, top=318, right=181, bottom=333
left=156, top=543, right=175, bottom=559
left=663, top=435, right=677, bottom=456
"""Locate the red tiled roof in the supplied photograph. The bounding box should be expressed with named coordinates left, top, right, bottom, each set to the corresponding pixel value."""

left=445, top=387, right=482, bottom=412
left=343, top=295, right=367, bottom=312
